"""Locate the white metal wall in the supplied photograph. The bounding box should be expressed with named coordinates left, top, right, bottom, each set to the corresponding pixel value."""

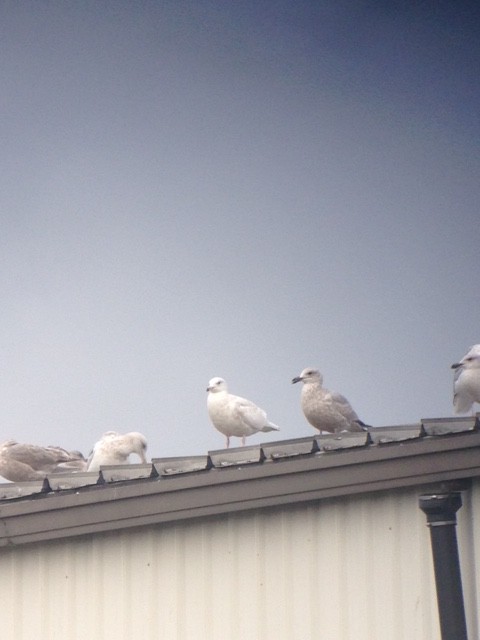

left=0, top=481, right=479, bottom=640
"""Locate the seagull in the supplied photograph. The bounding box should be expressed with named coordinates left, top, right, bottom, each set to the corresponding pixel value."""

left=206, top=377, right=280, bottom=448
left=51, top=450, right=88, bottom=473
left=292, top=367, right=368, bottom=434
left=451, top=345, right=480, bottom=414
left=0, top=441, right=87, bottom=483
left=87, top=431, right=148, bottom=471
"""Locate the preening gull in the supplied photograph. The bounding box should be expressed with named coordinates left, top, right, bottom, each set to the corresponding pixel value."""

left=206, top=377, right=280, bottom=448
left=451, top=345, right=480, bottom=414
left=0, top=441, right=87, bottom=483
left=292, top=368, right=368, bottom=434
left=87, top=431, right=148, bottom=471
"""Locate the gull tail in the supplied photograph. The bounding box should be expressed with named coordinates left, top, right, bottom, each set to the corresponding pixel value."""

left=262, top=422, right=280, bottom=432
left=354, top=419, right=370, bottom=431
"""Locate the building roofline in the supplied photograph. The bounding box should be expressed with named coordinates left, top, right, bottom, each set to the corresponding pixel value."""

left=0, top=417, right=479, bottom=547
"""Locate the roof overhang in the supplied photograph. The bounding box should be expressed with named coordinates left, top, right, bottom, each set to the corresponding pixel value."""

left=1, top=422, right=480, bottom=547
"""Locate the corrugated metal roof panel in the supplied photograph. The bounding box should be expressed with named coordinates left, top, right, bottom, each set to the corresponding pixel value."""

left=316, top=431, right=369, bottom=451
left=152, top=455, right=210, bottom=476
left=0, top=479, right=48, bottom=500
left=368, top=423, right=423, bottom=444
left=47, top=471, right=101, bottom=491
left=261, top=436, right=317, bottom=459
left=209, top=444, right=264, bottom=467
left=422, top=416, right=477, bottom=436
left=100, top=463, right=153, bottom=483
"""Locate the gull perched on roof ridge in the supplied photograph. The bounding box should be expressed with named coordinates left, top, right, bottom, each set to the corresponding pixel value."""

left=0, top=441, right=87, bottom=483
left=451, top=344, right=480, bottom=414
left=292, top=367, right=368, bottom=434
left=87, top=431, right=148, bottom=472
left=206, top=377, right=280, bottom=448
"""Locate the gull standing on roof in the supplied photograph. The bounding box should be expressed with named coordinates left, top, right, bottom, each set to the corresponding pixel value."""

left=87, top=431, right=148, bottom=471
left=451, top=345, right=480, bottom=414
left=0, top=441, right=87, bottom=483
left=292, top=368, right=368, bottom=434
left=206, top=377, right=280, bottom=448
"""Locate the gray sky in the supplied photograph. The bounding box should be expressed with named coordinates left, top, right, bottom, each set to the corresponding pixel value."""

left=1, top=1, right=479, bottom=460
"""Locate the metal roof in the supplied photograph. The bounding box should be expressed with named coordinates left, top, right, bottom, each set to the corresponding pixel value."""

left=0, top=416, right=479, bottom=547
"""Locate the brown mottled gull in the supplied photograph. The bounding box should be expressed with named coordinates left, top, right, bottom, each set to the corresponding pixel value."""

left=292, top=367, right=368, bottom=434
left=0, top=441, right=87, bottom=482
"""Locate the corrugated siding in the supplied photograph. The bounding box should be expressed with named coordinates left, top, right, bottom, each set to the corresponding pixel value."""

left=0, top=481, right=479, bottom=640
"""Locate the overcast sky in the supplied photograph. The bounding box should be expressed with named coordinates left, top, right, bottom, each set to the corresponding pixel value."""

left=1, top=1, right=479, bottom=462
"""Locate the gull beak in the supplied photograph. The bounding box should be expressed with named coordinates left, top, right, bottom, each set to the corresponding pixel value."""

left=291, top=376, right=302, bottom=384
left=451, top=362, right=462, bottom=369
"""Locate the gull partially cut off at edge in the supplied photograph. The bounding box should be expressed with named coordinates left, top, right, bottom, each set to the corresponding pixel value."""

left=451, top=344, right=480, bottom=414
left=0, top=441, right=87, bottom=483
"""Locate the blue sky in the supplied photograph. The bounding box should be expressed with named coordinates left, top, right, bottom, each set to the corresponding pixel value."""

left=1, top=1, right=479, bottom=460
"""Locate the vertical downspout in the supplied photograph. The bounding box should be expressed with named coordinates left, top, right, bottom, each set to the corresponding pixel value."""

left=418, top=492, right=468, bottom=640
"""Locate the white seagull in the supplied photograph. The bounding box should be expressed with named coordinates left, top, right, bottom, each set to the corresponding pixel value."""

left=292, top=367, right=368, bottom=434
left=87, top=431, right=148, bottom=471
left=451, top=344, right=480, bottom=414
left=0, top=441, right=87, bottom=483
left=206, top=377, right=280, bottom=448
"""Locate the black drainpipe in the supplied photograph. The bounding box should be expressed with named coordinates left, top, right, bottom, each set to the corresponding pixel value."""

left=418, top=491, right=468, bottom=640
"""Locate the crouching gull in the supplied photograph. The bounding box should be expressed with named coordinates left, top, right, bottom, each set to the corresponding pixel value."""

left=206, top=377, right=280, bottom=448
left=87, top=431, right=148, bottom=471
left=0, top=441, right=87, bottom=483
left=292, top=367, right=368, bottom=434
left=451, top=344, right=480, bottom=414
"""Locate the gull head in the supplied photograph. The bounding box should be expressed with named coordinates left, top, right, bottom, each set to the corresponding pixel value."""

left=130, top=431, right=147, bottom=451
left=452, top=345, right=480, bottom=370
left=207, top=377, right=228, bottom=393
left=292, top=368, right=324, bottom=386
left=125, top=432, right=148, bottom=463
